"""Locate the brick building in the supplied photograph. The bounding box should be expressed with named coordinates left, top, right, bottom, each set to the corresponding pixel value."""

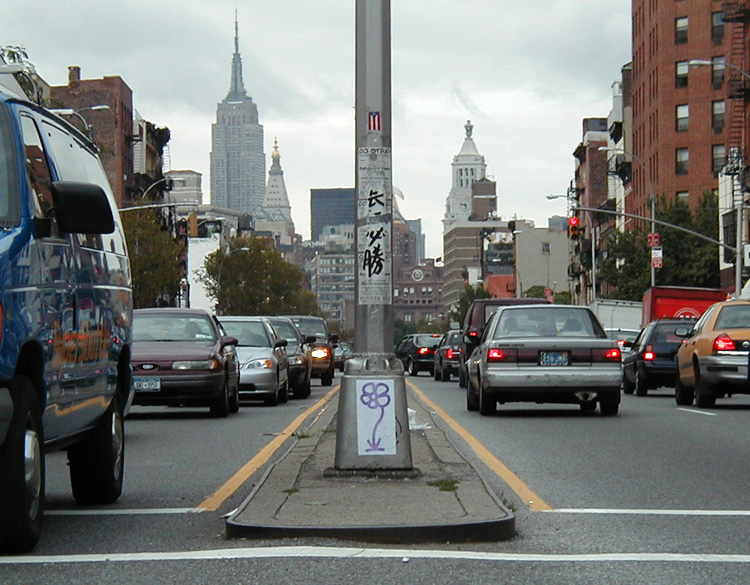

left=50, top=66, right=134, bottom=207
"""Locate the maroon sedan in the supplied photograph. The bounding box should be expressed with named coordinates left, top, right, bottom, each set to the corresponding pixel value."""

left=131, top=308, right=240, bottom=417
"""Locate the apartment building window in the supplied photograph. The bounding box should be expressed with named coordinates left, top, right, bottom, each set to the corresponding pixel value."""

left=677, top=191, right=689, bottom=203
left=713, top=144, right=726, bottom=175
left=712, top=100, right=725, bottom=133
left=712, top=12, right=725, bottom=45
left=541, top=242, right=551, bottom=255
left=675, top=17, right=688, bottom=44
left=676, top=148, right=689, bottom=175
left=676, top=104, right=689, bottom=131
left=712, top=56, right=726, bottom=88
left=675, top=61, right=689, bottom=88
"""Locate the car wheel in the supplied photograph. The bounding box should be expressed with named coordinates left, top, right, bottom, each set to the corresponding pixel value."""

left=695, top=377, right=716, bottom=408
left=466, top=378, right=479, bottom=411
left=599, top=392, right=620, bottom=416
left=674, top=374, right=694, bottom=406
left=294, top=380, right=311, bottom=400
left=0, top=376, right=44, bottom=553
left=441, top=367, right=451, bottom=381
left=280, top=378, right=289, bottom=403
left=622, top=370, right=635, bottom=395
left=209, top=377, right=231, bottom=417
left=69, top=393, right=124, bottom=504
left=407, top=359, right=419, bottom=376
left=478, top=381, right=496, bottom=416
left=228, top=379, right=240, bottom=413
left=458, top=365, right=467, bottom=388
left=634, top=367, right=648, bottom=397
left=321, top=368, right=334, bottom=386
left=433, top=363, right=441, bottom=381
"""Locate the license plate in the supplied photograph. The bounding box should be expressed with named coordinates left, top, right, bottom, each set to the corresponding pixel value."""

left=540, top=351, right=569, bottom=366
left=134, top=377, right=161, bottom=392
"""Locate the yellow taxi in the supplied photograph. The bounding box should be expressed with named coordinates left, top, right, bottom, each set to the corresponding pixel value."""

left=675, top=299, right=750, bottom=408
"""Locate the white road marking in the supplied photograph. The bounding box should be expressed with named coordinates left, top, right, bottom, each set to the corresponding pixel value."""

left=677, top=408, right=718, bottom=416
left=2, top=547, right=750, bottom=564
left=45, top=508, right=199, bottom=516
left=546, top=508, right=750, bottom=516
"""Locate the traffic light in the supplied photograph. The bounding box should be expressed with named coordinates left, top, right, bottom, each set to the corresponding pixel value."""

left=567, top=216, right=580, bottom=239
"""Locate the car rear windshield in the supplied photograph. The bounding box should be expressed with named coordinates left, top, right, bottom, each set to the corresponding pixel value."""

left=494, top=307, right=603, bottom=339
left=715, top=305, right=750, bottom=329
left=651, top=322, right=688, bottom=342
left=134, top=314, right=217, bottom=342
left=414, top=334, right=442, bottom=346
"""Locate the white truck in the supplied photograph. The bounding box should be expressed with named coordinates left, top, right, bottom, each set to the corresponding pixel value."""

left=589, top=299, right=643, bottom=331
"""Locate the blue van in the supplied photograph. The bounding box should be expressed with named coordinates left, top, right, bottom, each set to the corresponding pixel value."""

left=0, top=66, right=133, bottom=552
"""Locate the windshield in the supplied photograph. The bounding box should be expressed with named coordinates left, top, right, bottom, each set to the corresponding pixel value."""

left=290, top=317, right=327, bottom=339
left=133, top=313, right=216, bottom=342
left=268, top=320, right=301, bottom=344
left=221, top=320, right=271, bottom=347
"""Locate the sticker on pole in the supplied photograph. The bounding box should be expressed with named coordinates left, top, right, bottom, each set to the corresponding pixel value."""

left=356, top=379, right=396, bottom=455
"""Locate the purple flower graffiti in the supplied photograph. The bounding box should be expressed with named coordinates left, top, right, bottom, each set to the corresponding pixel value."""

left=359, top=381, right=392, bottom=452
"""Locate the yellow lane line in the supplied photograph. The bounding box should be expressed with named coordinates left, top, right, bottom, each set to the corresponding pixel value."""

left=196, top=386, right=340, bottom=512
left=407, top=381, right=552, bottom=511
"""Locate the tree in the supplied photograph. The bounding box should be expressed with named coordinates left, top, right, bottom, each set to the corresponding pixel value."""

left=121, top=208, right=185, bottom=308
left=199, top=236, right=319, bottom=316
left=597, top=192, right=720, bottom=299
left=449, top=285, right=492, bottom=326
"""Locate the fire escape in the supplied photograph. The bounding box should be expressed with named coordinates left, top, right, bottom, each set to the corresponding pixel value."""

left=723, top=1, right=750, bottom=159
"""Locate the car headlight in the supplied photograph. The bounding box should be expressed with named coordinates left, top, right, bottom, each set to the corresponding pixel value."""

left=288, top=355, right=305, bottom=366
left=311, top=348, right=330, bottom=359
left=243, top=358, right=274, bottom=370
left=173, top=358, right=220, bottom=370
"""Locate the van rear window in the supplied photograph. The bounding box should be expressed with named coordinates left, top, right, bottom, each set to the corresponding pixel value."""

left=0, top=103, right=21, bottom=227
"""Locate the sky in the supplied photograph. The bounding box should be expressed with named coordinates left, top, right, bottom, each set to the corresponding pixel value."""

left=1, top=1, right=631, bottom=259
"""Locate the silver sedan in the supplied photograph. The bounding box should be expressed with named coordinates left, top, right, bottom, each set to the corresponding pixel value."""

left=466, top=304, right=622, bottom=416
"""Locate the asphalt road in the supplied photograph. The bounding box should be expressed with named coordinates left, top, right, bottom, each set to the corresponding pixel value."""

left=1, top=372, right=749, bottom=584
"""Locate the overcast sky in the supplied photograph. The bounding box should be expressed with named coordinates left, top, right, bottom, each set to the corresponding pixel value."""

left=2, top=1, right=631, bottom=258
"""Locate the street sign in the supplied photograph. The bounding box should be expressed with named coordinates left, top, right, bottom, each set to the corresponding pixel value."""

left=647, top=232, right=660, bottom=247
left=651, top=246, right=663, bottom=268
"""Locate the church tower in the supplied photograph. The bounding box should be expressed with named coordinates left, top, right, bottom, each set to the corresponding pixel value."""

left=264, top=138, right=295, bottom=229
left=210, top=13, right=266, bottom=214
left=443, top=120, right=487, bottom=230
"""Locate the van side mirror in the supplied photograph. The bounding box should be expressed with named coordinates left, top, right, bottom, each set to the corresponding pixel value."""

left=51, top=181, right=115, bottom=234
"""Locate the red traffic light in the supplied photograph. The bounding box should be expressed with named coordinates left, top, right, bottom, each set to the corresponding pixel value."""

left=568, top=216, right=580, bottom=226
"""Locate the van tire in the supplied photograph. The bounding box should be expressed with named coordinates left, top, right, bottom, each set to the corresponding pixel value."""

left=0, top=376, right=44, bottom=553
left=69, top=394, right=124, bottom=505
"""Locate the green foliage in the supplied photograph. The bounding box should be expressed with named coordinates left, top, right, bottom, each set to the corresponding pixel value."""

left=199, top=236, right=320, bottom=316
left=393, top=319, right=417, bottom=348
left=122, top=209, right=185, bottom=308
left=449, top=285, right=492, bottom=326
left=597, top=193, right=720, bottom=300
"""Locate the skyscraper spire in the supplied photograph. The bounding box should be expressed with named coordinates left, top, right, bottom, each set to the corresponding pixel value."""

left=226, top=10, right=248, bottom=102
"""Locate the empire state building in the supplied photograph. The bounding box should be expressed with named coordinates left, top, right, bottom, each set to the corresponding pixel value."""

left=210, top=16, right=266, bottom=214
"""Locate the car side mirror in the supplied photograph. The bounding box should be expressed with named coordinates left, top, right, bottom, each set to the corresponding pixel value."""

left=304, top=335, right=316, bottom=344
left=329, top=333, right=339, bottom=344
left=51, top=181, right=115, bottom=234
left=274, top=338, right=288, bottom=348
left=221, top=336, right=238, bottom=347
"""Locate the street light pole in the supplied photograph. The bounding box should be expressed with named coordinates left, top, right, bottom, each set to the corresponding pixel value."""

left=599, top=146, right=656, bottom=288
left=50, top=105, right=110, bottom=140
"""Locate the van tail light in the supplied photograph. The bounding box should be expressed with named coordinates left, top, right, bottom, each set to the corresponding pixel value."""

left=643, top=345, right=655, bottom=361
left=487, top=348, right=518, bottom=363
left=593, top=348, right=621, bottom=362
left=714, top=334, right=736, bottom=351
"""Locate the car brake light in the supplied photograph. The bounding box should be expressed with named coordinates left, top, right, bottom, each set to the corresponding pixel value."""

left=468, top=331, right=479, bottom=338
left=418, top=347, right=432, bottom=355
left=445, top=348, right=455, bottom=359
left=487, top=348, right=518, bottom=362
left=714, top=334, right=736, bottom=351
left=643, top=346, right=655, bottom=361
left=593, top=348, right=621, bottom=362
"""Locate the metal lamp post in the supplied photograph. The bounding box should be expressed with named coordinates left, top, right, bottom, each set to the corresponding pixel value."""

left=50, top=105, right=110, bottom=140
